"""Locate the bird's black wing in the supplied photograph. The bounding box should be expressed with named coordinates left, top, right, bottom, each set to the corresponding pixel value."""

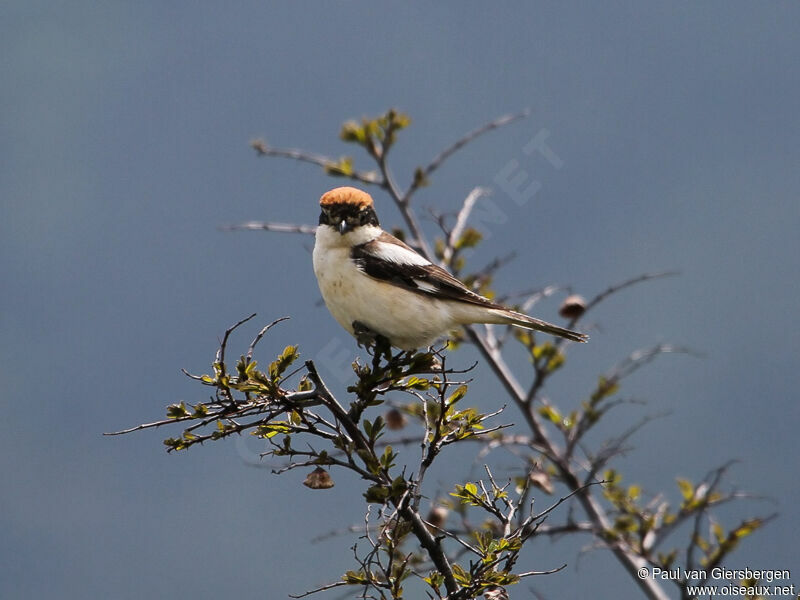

left=351, top=233, right=498, bottom=308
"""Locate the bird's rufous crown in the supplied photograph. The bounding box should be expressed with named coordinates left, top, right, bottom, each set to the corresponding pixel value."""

left=319, top=187, right=374, bottom=209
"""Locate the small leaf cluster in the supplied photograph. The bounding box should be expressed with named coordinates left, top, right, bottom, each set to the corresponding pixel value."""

left=340, top=108, right=411, bottom=155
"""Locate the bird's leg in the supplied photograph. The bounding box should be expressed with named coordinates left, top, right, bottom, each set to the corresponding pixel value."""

left=372, top=335, right=393, bottom=372
left=352, top=320, right=392, bottom=371
left=352, top=320, right=379, bottom=348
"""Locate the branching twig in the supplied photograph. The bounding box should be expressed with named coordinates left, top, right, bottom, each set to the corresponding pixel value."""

left=404, top=109, right=531, bottom=205
left=442, top=187, right=491, bottom=264
left=251, top=139, right=381, bottom=185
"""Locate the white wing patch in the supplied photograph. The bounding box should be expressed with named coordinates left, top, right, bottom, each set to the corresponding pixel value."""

left=369, top=240, right=431, bottom=266
left=413, top=279, right=438, bottom=292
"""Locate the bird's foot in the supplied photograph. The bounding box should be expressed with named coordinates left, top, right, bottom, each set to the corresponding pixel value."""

left=352, top=321, right=393, bottom=365
left=352, top=320, right=379, bottom=347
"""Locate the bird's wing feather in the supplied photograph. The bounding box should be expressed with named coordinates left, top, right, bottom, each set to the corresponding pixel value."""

left=351, top=232, right=498, bottom=308
left=350, top=231, right=589, bottom=342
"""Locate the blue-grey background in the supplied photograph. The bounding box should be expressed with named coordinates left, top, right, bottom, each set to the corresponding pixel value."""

left=2, top=2, right=798, bottom=598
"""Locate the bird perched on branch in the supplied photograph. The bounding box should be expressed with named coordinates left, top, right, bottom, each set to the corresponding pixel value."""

left=312, top=186, right=587, bottom=350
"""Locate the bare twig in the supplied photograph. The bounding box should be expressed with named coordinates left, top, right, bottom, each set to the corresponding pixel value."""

left=604, top=344, right=697, bottom=383
left=442, top=187, right=491, bottom=264
left=219, top=221, right=317, bottom=235
left=251, top=139, right=381, bottom=185
left=288, top=579, right=351, bottom=599
left=556, top=271, right=679, bottom=350
left=404, top=109, right=531, bottom=204
left=518, top=564, right=567, bottom=577
left=247, top=316, right=290, bottom=362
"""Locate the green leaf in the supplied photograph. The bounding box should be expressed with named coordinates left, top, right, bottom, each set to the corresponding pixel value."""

left=357, top=448, right=380, bottom=474
left=342, top=570, right=368, bottom=584
left=451, top=563, right=471, bottom=585
left=324, top=156, right=355, bottom=177
left=340, top=121, right=366, bottom=144
left=628, top=484, right=641, bottom=501
left=455, top=227, right=483, bottom=250
left=450, top=482, right=482, bottom=506
left=268, top=345, right=299, bottom=380
left=380, top=445, right=397, bottom=470
left=677, top=478, right=694, bottom=501
left=447, top=385, right=468, bottom=405
left=546, top=351, right=565, bottom=372
left=424, top=571, right=444, bottom=590
left=712, top=522, right=725, bottom=543
left=166, top=402, right=188, bottom=419
left=390, top=110, right=411, bottom=129
left=592, top=376, right=620, bottom=403
left=537, top=404, right=562, bottom=426
left=731, top=518, right=763, bottom=540
left=532, top=342, right=555, bottom=362
left=405, top=376, right=430, bottom=390
left=390, top=475, right=407, bottom=498
left=254, top=421, right=291, bottom=439
left=413, top=167, right=429, bottom=188
left=364, top=484, right=390, bottom=504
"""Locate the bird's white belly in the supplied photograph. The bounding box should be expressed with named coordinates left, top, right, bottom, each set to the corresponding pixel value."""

left=313, top=244, right=454, bottom=349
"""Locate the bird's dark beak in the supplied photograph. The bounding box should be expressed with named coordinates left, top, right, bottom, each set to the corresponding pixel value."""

left=338, top=219, right=352, bottom=235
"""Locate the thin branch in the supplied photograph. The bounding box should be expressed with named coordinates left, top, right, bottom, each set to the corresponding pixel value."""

left=518, top=564, right=567, bottom=578
left=304, top=360, right=370, bottom=454
left=251, top=139, right=381, bottom=185
left=218, top=313, right=257, bottom=363
left=104, top=417, right=186, bottom=436
left=469, top=251, right=519, bottom=286
left=604, top=344, right=698, bottom=383
left=583, top=271, right=679, bottom=316
left=398, top=500, right=459, bottom=595
left=247, top=316, right=290, bottom=362
left=556, top=271, right=678, bottom=350
left=219, top=221, right=317, bottom=235
left=289, top=580, right=351, bottom=599
left=404, top=109, right=531, bottom=204
left=379, top=154, right=433, bottom=258
left=582, top=410, right=671, bottom=480
left=525, top=481, right=605, bottom=528
left=442, top=187, right=491, bottom=264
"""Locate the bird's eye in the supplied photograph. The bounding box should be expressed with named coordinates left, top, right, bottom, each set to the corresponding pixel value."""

left=359, top=210, right=369, bottom=224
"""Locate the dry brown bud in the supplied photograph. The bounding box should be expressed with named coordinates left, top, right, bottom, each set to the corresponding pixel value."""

left=303, top=466, right=334, bottom=489
left=559, top=294, right=587, bottom=319
left=385, top=408, right=408, bottom=430
left=426, top=505, right=449, bottom=530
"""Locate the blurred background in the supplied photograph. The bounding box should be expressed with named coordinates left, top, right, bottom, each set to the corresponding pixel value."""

left=2, top=2, right=798, bottom=598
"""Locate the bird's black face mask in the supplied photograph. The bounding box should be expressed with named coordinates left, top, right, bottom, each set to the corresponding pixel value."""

left=319, top=205, right=380, bottom=235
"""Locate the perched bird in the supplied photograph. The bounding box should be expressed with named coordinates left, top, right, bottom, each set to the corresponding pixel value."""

left=312, top=187, right=587, bottom=350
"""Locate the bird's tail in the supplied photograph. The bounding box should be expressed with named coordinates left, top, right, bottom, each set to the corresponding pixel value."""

left=489, top=308, right=589, bottom=343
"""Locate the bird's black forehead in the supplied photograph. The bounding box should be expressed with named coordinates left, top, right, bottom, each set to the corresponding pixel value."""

left=321, top=204, right=365, bottom=219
